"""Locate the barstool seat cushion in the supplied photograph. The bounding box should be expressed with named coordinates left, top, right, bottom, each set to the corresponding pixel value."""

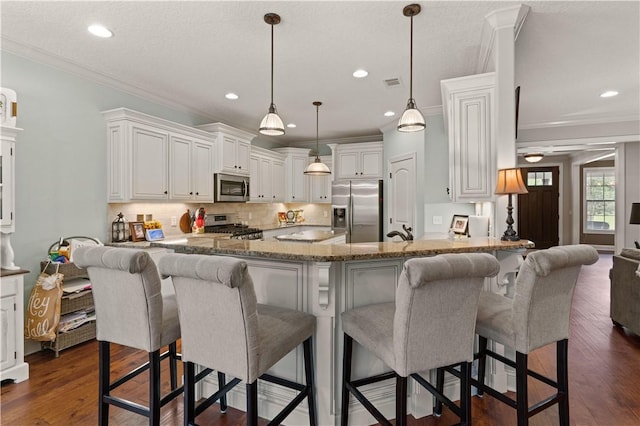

left=258, top=304, right=316, bottom=377
left=160, top=293, right=180, bottom=348
left=342, top=302, right=395, bottom=370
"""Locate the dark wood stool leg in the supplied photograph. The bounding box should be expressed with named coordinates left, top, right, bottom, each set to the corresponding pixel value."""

left=247, top=381, right=258, bottom=426
left=460, top=362, right=472, bottom=426
left=149, top=350, right=161, bottom=426
left=304, top=338, right=318, bottom=426
left=396, top=375, right=408, bottom=426
left=516, top=351, right=529, bottom=426
left=434, top=367, right=445, bottom=416
left=217, top=372, right=227, bottom=413
left=184, top=361, right=196, bottom=426
left=169, top=342, right=178, bottom=390
left=98, top=341, right=110, bottom=426
left=476, top=336, right=488, bottom=397
left=341, top=334, right=354, bottom=426
left=557, top=339, right=570, bottom=426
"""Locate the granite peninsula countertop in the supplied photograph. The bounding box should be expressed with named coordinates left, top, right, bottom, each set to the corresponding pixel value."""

left=150, top=236, right=534, bottom=262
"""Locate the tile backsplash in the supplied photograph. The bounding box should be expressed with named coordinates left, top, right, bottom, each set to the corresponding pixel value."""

left=108, top=202, right=332, bottom=238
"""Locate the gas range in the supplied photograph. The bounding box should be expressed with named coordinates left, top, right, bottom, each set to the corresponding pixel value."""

left=203, top=214, right=263, bottom=240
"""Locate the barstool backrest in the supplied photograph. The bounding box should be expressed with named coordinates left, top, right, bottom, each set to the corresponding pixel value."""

left=511, top=244, right=599, bottom=353
left=394, top=253, right=500, bottom=376
left=158, top=253, right=259, bottom=382
left=74, top=246, right=165, bottom=352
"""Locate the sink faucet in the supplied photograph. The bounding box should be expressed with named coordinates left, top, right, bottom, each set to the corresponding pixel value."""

left=386, top=224, right=414, bottom=241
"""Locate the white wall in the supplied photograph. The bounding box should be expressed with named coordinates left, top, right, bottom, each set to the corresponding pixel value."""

left=616, top=142, right=640, bottom=252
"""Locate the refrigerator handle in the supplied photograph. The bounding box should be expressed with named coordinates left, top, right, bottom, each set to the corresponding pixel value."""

left=349, top=194, right=354, bottom=239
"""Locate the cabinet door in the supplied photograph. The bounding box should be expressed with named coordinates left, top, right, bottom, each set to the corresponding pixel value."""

left=360, top=150, right=383, bottom=178
left=235, top=140, right=251, bottom=176
left=249, top=155, right=261, bottom=201
left=169, top=135, right=192, bottom=200
left=131, top=124, right=168, bottom=200
left=310, top=157, right=332, bottom=203
left=337, top=151, right=359, bottom=179
left=290, top=155, right=309, bottom=202
left=0, top=295, right=16, bottom=371
left=221, top=136, right=238, bottom=173
left=0, top=140, right=14, bottom=227
left=192, top=140, right=213, bottom=201
left=271, top=159, right=285, bottom=202
left=259, top=157, right=272, bottom=201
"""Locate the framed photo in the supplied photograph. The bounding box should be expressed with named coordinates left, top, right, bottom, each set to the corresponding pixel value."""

left=450, top=215, right=469, bottom=235
left=129, top=222, right=145, bottom=242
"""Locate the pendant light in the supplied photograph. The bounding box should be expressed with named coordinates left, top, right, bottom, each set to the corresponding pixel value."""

left=304, top=101, right=331, bottom=175
left=397, top=4, right=426, bottom=132
left=259, top=13, right=285, bottom=136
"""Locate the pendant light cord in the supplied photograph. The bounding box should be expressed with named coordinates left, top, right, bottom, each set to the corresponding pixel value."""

left=270, top=23, right=274, bottom=106
left=409, top=14, right=414, bottom=101
left=316, top=103, right=320, bottom=155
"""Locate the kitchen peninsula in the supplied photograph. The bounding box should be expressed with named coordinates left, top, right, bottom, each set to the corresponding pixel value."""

left=151, top=236, right=532, bottom=425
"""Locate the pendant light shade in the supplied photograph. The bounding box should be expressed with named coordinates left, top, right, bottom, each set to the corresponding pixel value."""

left=304, top=101, right=331, bottom=176
left=524, top=152, right=544, bottom=163
left=259, top=13, right=285, bottom=136
left=397, top=4, right=425, bottom=133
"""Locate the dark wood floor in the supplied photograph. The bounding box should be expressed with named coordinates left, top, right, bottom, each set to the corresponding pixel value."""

left=2, top=254, right=639, bottom=425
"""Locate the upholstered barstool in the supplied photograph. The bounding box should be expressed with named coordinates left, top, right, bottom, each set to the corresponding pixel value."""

left=157, top=253, right=317, bottom=426
left=341, top=253, right=500, bottom=426
left=74, top=246, right=191, bottom=426
left=472, top=244, right=599, bottom=426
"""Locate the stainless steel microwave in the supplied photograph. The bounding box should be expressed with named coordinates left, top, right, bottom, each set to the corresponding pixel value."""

left=214, top=173, right=249, bottom=202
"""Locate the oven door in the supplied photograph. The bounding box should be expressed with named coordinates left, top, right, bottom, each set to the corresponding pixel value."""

left=214, top=173, right=249, bottom=202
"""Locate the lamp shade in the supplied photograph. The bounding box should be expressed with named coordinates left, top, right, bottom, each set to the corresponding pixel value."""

left=304, top=158, right=331, bottom=175
left=259, top=109, right=285, bottom=136
left=397, top=100, right=426, bottom=132
left=630, top=203, right=640, bottom=224
left=495, top=168, right=528, bottom=195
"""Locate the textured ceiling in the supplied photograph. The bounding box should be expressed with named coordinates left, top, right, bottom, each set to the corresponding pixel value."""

left=1, top=1, right=638, bottom=148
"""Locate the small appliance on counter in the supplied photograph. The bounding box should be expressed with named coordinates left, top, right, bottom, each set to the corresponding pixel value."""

left=204, top=214, right=263, bottom=240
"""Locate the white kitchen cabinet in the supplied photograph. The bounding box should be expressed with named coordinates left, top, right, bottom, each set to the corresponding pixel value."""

left=274, top=147, right=311, bottom=202
left=441, top=72, right=496, bottom=202
left=1, top=271, right=29, bottom=383
left=103, top=108, right=215, bottom=202
left=1, top=128, right=18, bottom=231
left=198, top=122, right=255, bottom=177
left=333, top=142, right=383, bottom=180
left=170, top=135, right=213, bottom=202
left=309, top=156, right=332, bottom=203
left=250, top=146, right=285, bottom=202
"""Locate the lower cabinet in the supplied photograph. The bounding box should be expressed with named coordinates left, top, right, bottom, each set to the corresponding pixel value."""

left=1, top=270, right=29, bottom=382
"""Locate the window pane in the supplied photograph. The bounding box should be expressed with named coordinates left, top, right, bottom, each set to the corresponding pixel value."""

left=527, top=172, right=536, bottom=186
left=542, top=171, right=552, bottom=186
left=584, top=167, right=615, bottom=233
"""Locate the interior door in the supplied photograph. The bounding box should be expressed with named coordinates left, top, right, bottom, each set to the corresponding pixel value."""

left=388, top=153, right=416, bottom=240
left=517, top=166, right=559, bottom=249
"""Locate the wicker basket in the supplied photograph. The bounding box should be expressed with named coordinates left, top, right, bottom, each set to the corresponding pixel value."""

left=61, top=291, right=94, bottom=315
left=42, top=321, right=96, bottom=357
left=40, top=261, right=88, bottom=280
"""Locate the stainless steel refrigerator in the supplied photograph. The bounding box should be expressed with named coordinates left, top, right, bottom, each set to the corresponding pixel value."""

left=331, top=179, right=383, bottom=243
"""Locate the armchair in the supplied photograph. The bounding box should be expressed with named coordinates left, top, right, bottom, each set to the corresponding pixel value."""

left=610, top=248, right=640, bottom=335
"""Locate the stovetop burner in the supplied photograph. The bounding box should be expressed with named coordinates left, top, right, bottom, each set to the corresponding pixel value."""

left=203, top=214, right=263, bottom=239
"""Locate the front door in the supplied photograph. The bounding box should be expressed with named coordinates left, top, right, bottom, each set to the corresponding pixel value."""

left=517, top=166, right=559, bottom=249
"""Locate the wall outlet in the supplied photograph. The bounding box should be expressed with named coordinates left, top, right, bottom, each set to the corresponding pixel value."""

left=170, top=216, right=177, bottom=226
left=433, top=216, right=443, bottom=225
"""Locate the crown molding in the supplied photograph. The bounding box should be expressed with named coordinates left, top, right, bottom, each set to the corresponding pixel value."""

left=519, top=114, right=640, bottom=130
left=476, top=4, right=530, bottom=74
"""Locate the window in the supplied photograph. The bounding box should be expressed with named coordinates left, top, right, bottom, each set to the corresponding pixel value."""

left=583, top=167, right=615, bottom=233
left=526, top=170, right=553, bottom=187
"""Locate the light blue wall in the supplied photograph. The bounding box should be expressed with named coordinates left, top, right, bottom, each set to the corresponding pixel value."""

left=1, top=52, right=211, bottom=332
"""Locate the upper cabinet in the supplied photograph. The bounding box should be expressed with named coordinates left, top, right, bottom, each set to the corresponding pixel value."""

left=274, top=147, right=311, bottom=202
left=0, top=127, right=19, bottom=231
left=441, top=72, right=496, bottom=203
left=103, top=108, right=215, bottom=202
left=309, top=156, right=332, bottom=203
left=197, top=123, right=255, bottom=177
left=249, top=146, right=285, bottom=203
left=333, top=142, right=383, bottom=180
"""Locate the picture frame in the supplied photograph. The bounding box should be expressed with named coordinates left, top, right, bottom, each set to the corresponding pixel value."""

left=450, top=215, right=470, bottom=235
left=129, top=222, right=146, bottom=242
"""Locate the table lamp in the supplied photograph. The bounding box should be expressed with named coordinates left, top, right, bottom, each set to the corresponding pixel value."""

left=630, top=202, right=640, bottom=249
left=495, top=168, right=528, bottom=241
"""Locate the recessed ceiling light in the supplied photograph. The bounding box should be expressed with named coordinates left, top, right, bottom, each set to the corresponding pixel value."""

left=88, top=24, right=113, bottom=38
left=287, top=123, right=296, bottom=128
left=225, top=93, right=239, bottom=100
left=384, top=111, right=395, bottom=117
left=600, top=90, right=619, bottom=98
left=353, top=69, right=368, bottom=78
